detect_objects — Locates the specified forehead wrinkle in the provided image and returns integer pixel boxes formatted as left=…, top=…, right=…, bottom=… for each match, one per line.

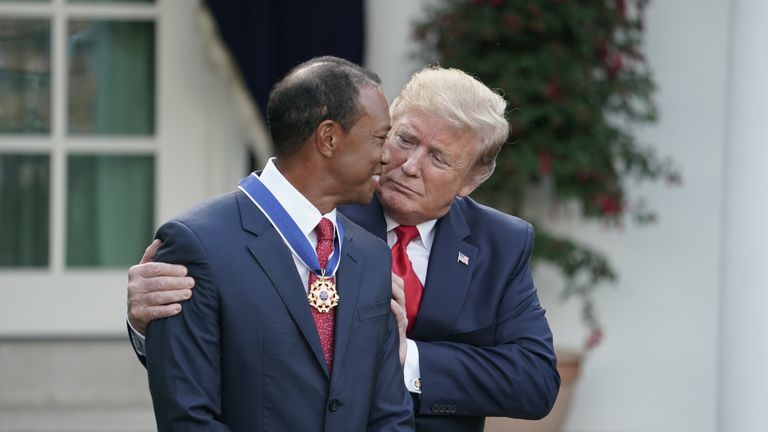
left=397, top=119, right=451, bottom=154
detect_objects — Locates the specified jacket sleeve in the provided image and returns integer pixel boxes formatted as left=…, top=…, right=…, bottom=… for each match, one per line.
left=416, top=224, right=560, bottom=420
left=127, top=321, right=147, bottom=368
left=145, top=220, right=232, bottom=432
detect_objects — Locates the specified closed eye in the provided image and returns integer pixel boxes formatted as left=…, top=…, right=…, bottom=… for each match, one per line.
left=430, top=152, right=450, bottom=167
left=396, top=134, right=416, bottom=148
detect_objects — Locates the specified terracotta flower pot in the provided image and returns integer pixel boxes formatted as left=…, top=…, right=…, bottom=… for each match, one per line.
left=484, top=349, right=583, bottom=432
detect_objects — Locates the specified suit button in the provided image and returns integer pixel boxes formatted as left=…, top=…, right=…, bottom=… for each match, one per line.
left=328, top=399, right=341, bottom=412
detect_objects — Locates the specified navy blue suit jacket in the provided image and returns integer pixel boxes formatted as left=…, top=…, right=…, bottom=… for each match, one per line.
left=145, top=191, right=414, bottom=431
left=340, top=196, right=560, bottom=432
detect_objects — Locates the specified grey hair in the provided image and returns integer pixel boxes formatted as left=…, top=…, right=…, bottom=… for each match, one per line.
left=390, top=66, right=509, bottom=184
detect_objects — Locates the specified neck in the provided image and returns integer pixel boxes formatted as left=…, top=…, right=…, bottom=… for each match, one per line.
left=274, top=157, right=337, bottom=215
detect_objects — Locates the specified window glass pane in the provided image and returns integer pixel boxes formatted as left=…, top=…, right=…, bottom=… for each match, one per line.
left=67, top=155, right=154, bottom=267
left=68, top=20, right=155, bottom=135
left=0, top=154, right=49, bottom=267
left=0, top=19, right=51, bottom=134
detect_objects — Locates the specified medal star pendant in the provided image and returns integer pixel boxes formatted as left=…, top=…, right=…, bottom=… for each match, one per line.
left=308, top=274, right=339, bottom=313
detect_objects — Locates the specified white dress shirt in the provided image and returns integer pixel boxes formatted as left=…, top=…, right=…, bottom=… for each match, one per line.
left=129, top=158, right=338, bottom=354
left=383, top=213, right=437, bottom=394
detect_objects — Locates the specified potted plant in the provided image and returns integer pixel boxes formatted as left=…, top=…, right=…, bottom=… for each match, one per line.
left=413, top=0, right=679, bottom=430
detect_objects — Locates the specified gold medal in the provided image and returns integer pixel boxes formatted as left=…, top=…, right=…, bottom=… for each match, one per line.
left=308, top=273, right=339, bottom=313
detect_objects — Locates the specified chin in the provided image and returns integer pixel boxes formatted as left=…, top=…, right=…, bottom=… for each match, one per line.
left=379, top=192, right=415, bottom=217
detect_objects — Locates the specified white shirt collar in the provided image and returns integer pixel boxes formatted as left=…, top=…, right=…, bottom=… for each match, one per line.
left=383, top=212, right=437, bottom=250
left=259, top=158, right=337, bottom=236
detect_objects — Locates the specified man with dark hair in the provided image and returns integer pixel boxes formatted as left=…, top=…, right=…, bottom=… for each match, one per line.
left=266, top=56, right=382, bottom=158
left=139, top=56, right=413, bottom=431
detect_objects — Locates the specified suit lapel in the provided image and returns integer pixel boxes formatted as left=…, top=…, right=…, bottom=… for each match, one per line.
left=330, top=214, right=362, bottom=385
left=237, top=192, right=330, bottom=377
left=411, top=201, right=477, bottom=341
left=343, top=196, right=478, bottom=340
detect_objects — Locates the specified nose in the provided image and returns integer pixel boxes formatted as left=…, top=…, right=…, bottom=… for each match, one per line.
left=401, top=148, right=423, bottom=177
left=380, top=139, right=391, bottom=166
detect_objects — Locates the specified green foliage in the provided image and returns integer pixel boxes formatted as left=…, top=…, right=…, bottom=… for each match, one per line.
left=414, top=0, right=679, bottom=334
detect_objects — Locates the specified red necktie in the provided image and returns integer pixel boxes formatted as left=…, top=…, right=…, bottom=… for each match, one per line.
left=310, top=218, right=336, bottom=372
left=392, top=225, right=423, bottom=335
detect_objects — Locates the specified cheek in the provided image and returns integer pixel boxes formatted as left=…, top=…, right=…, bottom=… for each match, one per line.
left=423, top=173, right=463, bottom=199
left=382, top=149, right=407, bottom=175
left=386, top=143, right=407, bottom=160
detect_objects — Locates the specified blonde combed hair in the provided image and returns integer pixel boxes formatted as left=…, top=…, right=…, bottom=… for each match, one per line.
left=390, top=66, right=509, bottom=184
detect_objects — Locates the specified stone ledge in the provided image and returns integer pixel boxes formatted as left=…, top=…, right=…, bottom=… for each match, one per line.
left=0, top=406, right=155, bottom=432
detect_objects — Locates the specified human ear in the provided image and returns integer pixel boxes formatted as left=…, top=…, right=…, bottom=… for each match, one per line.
left=458, top=171, right=484, bottom=197
left=314, top=120, right=341, bottom=158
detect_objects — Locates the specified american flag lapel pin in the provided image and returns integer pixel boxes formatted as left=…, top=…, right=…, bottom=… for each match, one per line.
left=457, top=252, right=469, bottom=265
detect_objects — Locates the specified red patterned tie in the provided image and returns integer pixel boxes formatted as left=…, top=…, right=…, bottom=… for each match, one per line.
left=310, top=217, right=336, bottom=372
left=392, top=225, right=423, bottom=335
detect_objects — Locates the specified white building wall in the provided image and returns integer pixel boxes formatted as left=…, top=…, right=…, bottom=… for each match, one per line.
left=551, top=1, right=729, bottom=431
left=719, top=1, right=768, bottom=431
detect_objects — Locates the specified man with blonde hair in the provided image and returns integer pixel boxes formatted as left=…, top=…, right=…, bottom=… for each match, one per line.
left=128, top=65, right=559, bottom=432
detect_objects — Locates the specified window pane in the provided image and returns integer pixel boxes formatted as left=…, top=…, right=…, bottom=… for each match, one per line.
left=68, top=20, right=155, bottom=135
left=0, top=154, right=49, bottom=267
left=67, top=155, right=154, bottom=267
left=0, top=19, right=51, bottom=134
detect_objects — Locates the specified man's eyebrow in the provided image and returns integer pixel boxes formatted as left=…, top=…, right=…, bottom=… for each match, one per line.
left=397, top=129, right=419, bottom=142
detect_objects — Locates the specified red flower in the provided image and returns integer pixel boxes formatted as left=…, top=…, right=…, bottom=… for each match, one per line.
left=538, top=152, right=553, bottom=176
left=594, top=193, right=622, bottom=216
left=543, top=80, right=561, bottom=101
left=585, top=328, right=603, bottom=350
left=616, top=0, right=627, bottom=18
left=575, top=170, right=591, bottom=183
left=503, top=13, right=522, bottom=31
left=604, top=52, right=624, bottom=75
left=490, top=0, right=504, bottom=6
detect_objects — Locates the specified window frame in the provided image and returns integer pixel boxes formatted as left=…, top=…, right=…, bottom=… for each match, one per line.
left=0, top=0, right=162, bottom=335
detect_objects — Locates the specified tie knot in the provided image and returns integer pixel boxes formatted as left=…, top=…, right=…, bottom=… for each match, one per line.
left=394, top=225, right=420, bottom=246
left=316, top=218, right=335, bottom=242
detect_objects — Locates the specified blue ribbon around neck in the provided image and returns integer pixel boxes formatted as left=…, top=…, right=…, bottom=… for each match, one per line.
left=238, top=173, right=343, bottom=277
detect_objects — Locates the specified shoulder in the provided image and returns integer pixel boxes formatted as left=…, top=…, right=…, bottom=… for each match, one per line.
left=454, top=196, right=533, bottom=239
left=155, top=191, right=245, bottom=255
left=450, top=197, right=535, bottom=274
left=164, top=191, right=242, bottom=233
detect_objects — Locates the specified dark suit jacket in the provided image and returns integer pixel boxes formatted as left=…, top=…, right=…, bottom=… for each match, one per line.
left=144, top=191, right=414, bottom=432
left=340, top=196, right=560, bottom=432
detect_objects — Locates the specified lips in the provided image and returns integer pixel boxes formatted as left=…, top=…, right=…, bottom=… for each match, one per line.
left=385, top=179, right=420, bottom=196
